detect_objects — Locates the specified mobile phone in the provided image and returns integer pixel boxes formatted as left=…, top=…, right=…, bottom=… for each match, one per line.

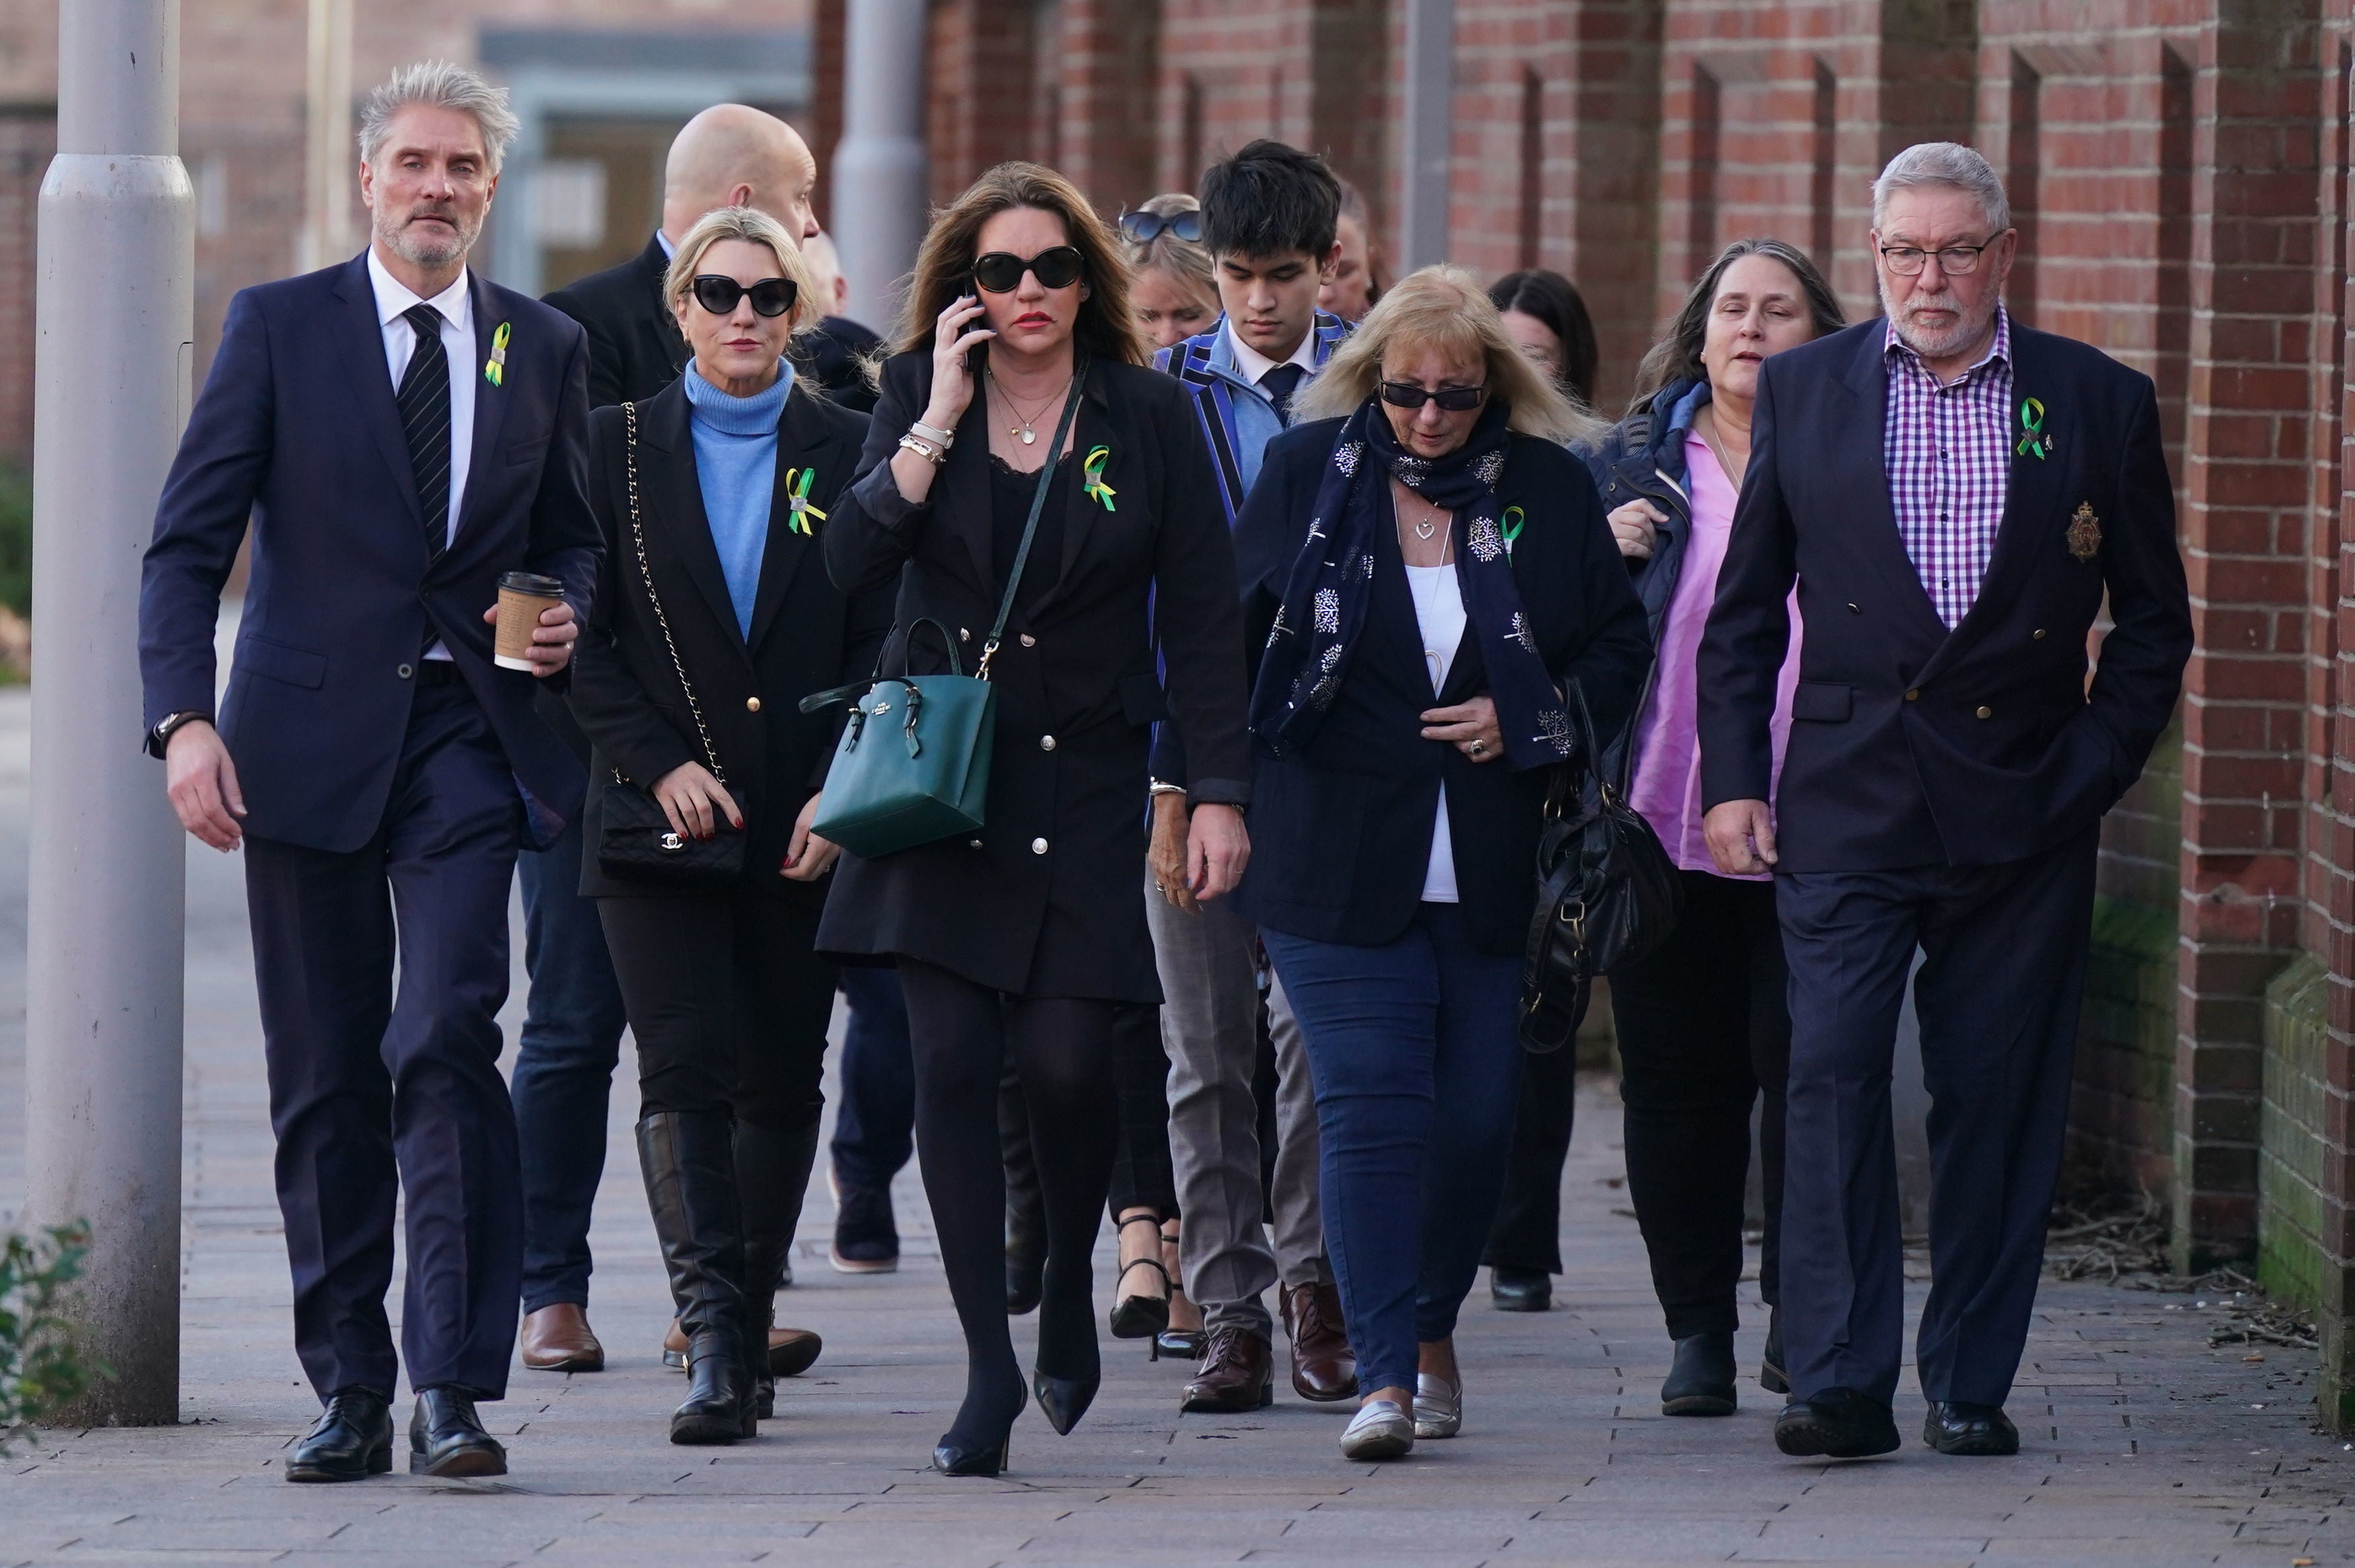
left=962, top=291, right=988, bottom=375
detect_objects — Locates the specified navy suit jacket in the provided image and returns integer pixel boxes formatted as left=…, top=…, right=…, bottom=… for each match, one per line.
left=1696, top=318, right=2192, bottom=872
left=140, top=252, right=602, bottom=853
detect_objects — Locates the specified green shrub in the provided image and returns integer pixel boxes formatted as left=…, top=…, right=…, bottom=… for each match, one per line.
left=0, top=460, right=28, bottom=619
left=0, top=1224, right=96, bottom=1452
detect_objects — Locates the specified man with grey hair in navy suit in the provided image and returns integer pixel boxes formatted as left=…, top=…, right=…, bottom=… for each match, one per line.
left=141, top=61, right=599, bottom=1483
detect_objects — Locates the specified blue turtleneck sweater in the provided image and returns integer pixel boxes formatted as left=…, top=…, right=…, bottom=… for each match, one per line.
left=682, top=359, right=793, bottom=638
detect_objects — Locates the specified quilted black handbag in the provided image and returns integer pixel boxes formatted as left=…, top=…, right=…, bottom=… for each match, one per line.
left=1517, top=678, right=1683, bottom=1053
left=596, top=400, right=747, bottom=887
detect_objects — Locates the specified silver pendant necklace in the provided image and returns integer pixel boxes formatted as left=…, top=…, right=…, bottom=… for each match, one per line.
left=988, top=367, right=1067, bottom=446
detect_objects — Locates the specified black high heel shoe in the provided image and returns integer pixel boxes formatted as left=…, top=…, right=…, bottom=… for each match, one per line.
left=933, top=1359, right=1026, bottom=1477
left=933, top=1431, right=1012, bottom=1477
left=1153, top=1327, right=1206, bottom=1363
left=1108, top=1214, right=1173, bottom=1340
left=1031, top=1367, right=1099, bottom=1435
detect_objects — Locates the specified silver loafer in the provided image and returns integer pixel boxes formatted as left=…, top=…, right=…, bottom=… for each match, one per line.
left=1413, top=1372, right=1461, bottom=1439
left=1339, top=1398, right=1415, bottom=1460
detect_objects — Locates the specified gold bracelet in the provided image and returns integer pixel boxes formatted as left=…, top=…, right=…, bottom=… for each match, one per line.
left=897, top=432, right=945, bottom=465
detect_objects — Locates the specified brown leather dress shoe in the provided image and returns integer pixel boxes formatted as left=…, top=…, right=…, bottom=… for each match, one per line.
left=1282, top=1281, right=1359, bottom=1403
left=768, top=1326, right=824, bottom=1378
left=519, top=1303, right=605, bottom=1372
left=1180, top=1324, right=1274, bottom=1413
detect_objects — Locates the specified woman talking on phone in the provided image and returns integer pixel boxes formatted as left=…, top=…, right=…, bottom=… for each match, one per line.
left=819, top=163, right=1250, bottom=1476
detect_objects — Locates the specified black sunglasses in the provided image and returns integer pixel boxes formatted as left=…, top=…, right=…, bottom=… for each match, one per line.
left=690, top=274, right=799, bottom=318
left=972, top=246, right=1085, bottom=294
left=1118, top=209, right=1202, bottom=245
left=1379, top=381, right=1488, bottom=412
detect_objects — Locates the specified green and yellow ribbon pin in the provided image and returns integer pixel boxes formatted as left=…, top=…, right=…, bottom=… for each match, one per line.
left=1501, top=505, right=1527, bottom=557
left=1082, top=445, right=1117, bottom=511
left=2016, top=396, right=2050, bottom=459
left=483, top=321, right=511, bottom=387
left=785, top=467, right=827, bottom=535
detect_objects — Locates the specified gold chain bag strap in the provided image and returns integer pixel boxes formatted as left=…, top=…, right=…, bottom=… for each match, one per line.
left=594, top=398, right=748, bottom=883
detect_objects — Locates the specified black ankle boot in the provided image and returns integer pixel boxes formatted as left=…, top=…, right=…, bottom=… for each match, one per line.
left=1661, top=1330, right=1739, bottom=1417
left=1761, top=1306, right=1790, bottom=1394
left=639, top=1112, right=754, bottom=1445
left=736, top=1118, right=822, bottom=1420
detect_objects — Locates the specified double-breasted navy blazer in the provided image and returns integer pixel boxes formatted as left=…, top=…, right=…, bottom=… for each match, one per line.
left=1696, top=318, right=2193, bottom=872
left=1232, top=417, right=1653, bottom=955
left=139, top=252, right=602, bottom=852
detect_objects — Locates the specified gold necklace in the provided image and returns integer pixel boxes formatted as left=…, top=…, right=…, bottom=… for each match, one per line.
left=987, top=367, right=1070, bottom=446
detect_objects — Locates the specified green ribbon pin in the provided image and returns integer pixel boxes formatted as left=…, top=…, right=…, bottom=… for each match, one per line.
left=785, top=467, right=826, bottom=535
left=484, top=321, right=511, bottom=387
left=1083, top=445, right=1116, bottom=511
left=2016, top=396, right=2050, bottom=459
left=1501, top=505, right=1526, bottom=557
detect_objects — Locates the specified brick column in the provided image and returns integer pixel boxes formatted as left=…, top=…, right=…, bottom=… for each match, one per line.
left=2171, top=1, right=2325, bottom=1272
left=1051, top=0, right=1161, bottom=214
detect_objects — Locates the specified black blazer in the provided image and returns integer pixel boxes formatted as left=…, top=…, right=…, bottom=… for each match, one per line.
left=1231, top=418, right=1652, bottom=955
left=816, top=350, right=1249, bottom=1000
left=1697, top=318, right=2193, bottom=872
left=568, top=375, right=891, bottom=897
left=543, top=233, right=690, bottom=408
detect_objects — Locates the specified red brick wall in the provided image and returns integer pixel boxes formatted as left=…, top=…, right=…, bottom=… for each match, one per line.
left=0, top=108, right=54, bottom=463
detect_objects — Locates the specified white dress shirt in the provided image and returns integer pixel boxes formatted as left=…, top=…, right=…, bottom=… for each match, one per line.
left=1406, top=561, right=1468, bottom=903
left=367, top=246, right=474, bottom=659
left=1223, top=317, right=1319, bottom=389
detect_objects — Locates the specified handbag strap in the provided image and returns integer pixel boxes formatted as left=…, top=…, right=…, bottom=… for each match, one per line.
left=622, top=400, right=727, bottom=786
left=976, top=357, right=1089, bottom=681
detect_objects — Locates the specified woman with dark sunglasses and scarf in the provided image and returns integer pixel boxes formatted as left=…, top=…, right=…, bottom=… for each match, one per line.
left=820, top=163, right=1250, bottom=1477
left=567, top=207, right=893, bottom=1445
left=1233, top=266, right=1648, bottom=1460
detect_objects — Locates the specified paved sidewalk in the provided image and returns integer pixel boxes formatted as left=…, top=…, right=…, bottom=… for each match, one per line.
left=0, top=683, right=2348, bottom=1566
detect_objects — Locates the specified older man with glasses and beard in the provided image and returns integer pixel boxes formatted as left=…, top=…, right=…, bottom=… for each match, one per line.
left=1698, top=143, right=2191, bottom=1462
left=140, top=61, right=599, bottom=1482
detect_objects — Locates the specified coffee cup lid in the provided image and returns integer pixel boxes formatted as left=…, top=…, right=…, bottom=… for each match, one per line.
left=498, top=571, right=567, bottom=597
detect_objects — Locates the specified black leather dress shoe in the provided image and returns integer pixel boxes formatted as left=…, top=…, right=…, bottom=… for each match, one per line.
left=1760, top=1306, right=1789, bottom=1394
left=1489, top=1267, right=1552, bottom=1312
left=408, top=1387, right=507, bottom=1477
left=1661, top=1331, right=1737, bottom=1416
left=1772, top=1386, right=1900, bottom=1458
left=1922, top=1400, right=2019, bottom=1455
left=285, top=1388, right=392, bottom=1483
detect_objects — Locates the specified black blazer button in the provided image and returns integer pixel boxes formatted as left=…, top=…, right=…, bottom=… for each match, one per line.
left=397, top=663, right=414, bottom=680
left=1976, top=705, right=1992, bottom=719
left=746, top=697, right=762, bottom=713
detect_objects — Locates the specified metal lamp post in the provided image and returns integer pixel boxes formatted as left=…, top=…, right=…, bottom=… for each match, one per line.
left=24, top=0, right=194, bottom=1425
left=833, top=0, right=929, bottom=339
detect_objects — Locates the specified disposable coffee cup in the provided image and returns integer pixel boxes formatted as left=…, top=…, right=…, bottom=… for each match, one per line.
left=495, top=571, right=567, bottom=671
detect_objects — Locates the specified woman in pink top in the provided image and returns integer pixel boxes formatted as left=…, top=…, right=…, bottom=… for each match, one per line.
left=1585, top=239, right=1846, bottom=1421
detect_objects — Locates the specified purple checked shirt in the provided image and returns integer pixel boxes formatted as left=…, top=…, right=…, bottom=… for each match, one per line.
left=1883, top=306, right=2013, bottom=628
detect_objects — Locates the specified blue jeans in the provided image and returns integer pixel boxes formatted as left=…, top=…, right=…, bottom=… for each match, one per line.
left=1262, top=903, right=1525, bottom=1397
left=512, top=809, right=628, bottom=1314
left=830, top=965, right=915, bottom=1193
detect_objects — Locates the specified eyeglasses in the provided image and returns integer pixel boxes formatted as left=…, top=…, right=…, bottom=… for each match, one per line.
left=1379, top=381, right=1487, bottom=412
left=1877, top=240, right=1995, bottom=276
left=972, top=246, right=1085, bottom=294
left=690, top=275, right=799, bottom=318
left=1118, top=209, right=1202, bottom=246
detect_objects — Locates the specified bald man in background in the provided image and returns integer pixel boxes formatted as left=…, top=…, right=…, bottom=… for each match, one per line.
left=516, top=104, right=828, bottom=1378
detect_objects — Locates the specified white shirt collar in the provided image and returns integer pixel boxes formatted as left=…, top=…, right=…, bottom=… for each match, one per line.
left=655, top=228, right=677, bottom=260
left=366, top=245, right=472, bottom=335
left=1223, top=318, right=1319, bottom=387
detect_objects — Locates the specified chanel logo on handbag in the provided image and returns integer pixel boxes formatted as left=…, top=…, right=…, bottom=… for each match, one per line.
left=659, top=831, right=686, bottom=852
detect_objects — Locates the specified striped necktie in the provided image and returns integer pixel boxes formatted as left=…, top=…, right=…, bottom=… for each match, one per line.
left=1259, top=363, right=1307, bottom=426
left=396, top=303, right=452, bottom=562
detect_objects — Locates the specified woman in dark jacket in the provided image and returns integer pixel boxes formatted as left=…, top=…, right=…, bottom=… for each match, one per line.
left=568, top=207, right=892, bottom=1446
left=1237, top=266, right=1649, bottom=1460
left=1584, top=236, right=1843, bottom=1418
left=819, top=162, right=1251, bottom=1476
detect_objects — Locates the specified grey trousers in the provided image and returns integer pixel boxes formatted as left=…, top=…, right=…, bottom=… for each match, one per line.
left=1149, top=872, right=1330, bottom=1340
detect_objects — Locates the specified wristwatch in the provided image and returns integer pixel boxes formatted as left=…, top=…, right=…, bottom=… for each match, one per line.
left=147, top=709, right=209, bottom=759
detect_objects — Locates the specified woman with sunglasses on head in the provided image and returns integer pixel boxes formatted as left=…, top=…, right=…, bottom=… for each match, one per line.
left=820, top=162, right=1251, bottom=1476
left=568, top=207, right=894, bottom=1446
left=1120, top=194, right=1220, bottom=352
left=1233, top=266, right=1648, bottom=1460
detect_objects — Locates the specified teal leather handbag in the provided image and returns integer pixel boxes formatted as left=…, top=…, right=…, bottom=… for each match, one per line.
left=801, top=364, right=1087, bottom=859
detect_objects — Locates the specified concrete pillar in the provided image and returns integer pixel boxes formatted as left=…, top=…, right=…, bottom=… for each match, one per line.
left=1398, top=0, right=1454, bottom=271
left=24, top=0, right=194, bottom=1425
left=833, top=0, right=929, bottom=345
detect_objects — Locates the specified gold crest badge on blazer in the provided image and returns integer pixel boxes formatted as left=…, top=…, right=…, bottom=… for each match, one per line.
left=2067, top=502, right=2101, bottom=561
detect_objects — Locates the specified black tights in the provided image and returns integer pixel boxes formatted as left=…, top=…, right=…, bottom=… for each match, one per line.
left=898, top=958, right=1118, bottom=1447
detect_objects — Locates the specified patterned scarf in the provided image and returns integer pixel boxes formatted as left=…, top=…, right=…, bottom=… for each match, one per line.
left=1251, top=395, right=1577, bottom=770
